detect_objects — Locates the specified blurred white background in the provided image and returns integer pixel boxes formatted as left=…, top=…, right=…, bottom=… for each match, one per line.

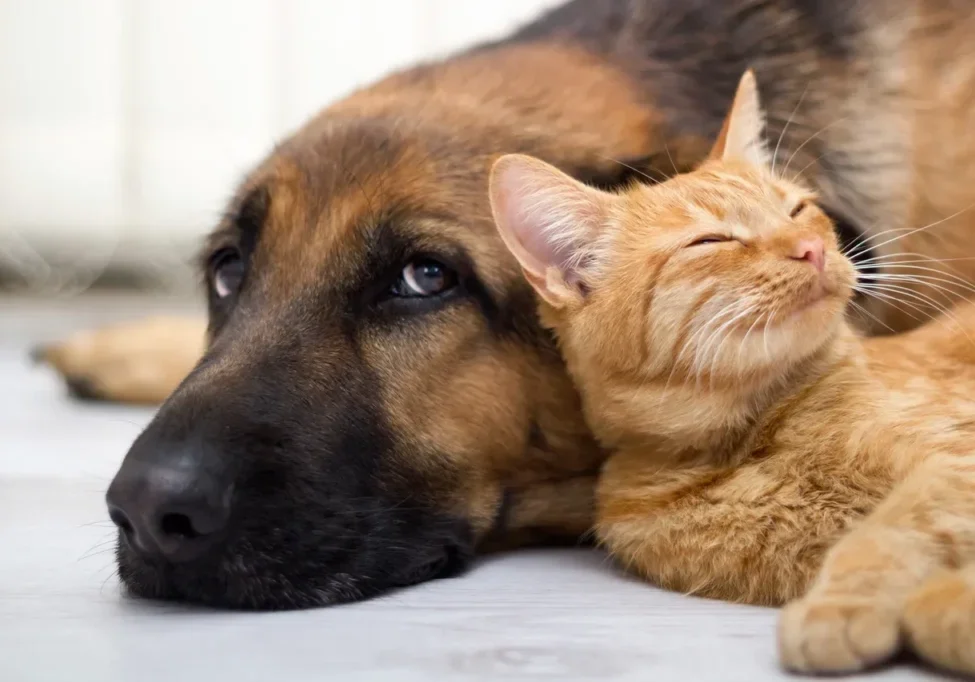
left=0, top=0, right=560, bottom=292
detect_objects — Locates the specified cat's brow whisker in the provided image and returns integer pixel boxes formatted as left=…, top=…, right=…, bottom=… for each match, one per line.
left=780, top=116, right=851, bottom=179
left=771, top=84, right=810, bottom=179
left=664, top=144, right=678, bottom=176
left=788, top=150, right=830, bottom=185
left=596, top=154, right=670, bottom=185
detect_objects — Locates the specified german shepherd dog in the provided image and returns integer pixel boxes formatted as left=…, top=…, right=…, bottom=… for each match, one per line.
left=36, top=0, right=975, bottom=611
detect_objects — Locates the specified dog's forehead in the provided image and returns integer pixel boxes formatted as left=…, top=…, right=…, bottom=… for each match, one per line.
left=221, top=116, right=521, bottom=303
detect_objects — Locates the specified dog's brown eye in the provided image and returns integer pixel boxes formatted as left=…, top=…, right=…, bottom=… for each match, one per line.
left=392, top=259, right=457, bottom=297
left=211, top=249, right=245, bottom=299
left=790, top=200, right=809, bottom=219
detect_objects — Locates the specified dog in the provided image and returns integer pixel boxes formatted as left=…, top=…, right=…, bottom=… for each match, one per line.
left=35, top=0, right=975, bottom=608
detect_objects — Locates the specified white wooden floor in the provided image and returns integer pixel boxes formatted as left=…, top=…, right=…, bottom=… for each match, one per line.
left=0, top=295, right=945, bottom=681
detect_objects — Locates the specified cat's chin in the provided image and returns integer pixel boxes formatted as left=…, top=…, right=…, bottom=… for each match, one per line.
left=745, top=293, right=848, bottom=372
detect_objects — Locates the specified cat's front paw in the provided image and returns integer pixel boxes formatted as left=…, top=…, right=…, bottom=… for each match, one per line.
left=778, top=594, right=901, bottom=674
left=903, top=567, right=975, bottom=676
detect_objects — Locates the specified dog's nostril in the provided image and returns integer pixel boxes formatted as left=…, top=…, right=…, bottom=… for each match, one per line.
left=108, top=507, right=133, bottom=535
left=160, top=513, right=200, bottom=539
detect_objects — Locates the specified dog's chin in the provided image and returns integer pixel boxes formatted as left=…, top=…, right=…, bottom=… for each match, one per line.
left=114, top=528, right=473, bottom=611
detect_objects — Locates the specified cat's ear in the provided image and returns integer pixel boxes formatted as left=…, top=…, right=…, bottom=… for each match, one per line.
left=489, top=154, right=613, bottom=308
left=708, top=70, right=770, bottom=168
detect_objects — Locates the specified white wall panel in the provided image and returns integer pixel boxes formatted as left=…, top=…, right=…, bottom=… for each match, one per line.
left=0, top=0, right=126, bottom=280
left=135, top=0, right=278, bottom=242
left=0, top=0, right=562, bottom=285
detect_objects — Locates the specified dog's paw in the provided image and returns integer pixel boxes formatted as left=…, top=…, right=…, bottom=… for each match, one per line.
left=32, top=316, right=205, bottom=405
left=778, top=594, right=901, bottom=674
left=903, top=567, right=975, bottom=676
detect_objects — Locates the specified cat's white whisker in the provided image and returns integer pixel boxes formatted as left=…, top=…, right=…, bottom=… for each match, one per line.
left=761, top=301, right=782, bottom=365
left=738, top=310, right=768, bottom=373
left=706, top=303, right=760, bottom=390
left=596, top=153, right=670, bottom=185
left=788, top=150, right=830, bottom=185
left=854, top=253, right=975, bottom=266
left=666, top=301, right=741, bottom=400
left=856, top=282, right=975, bottom=348
left=693, top=301, right=754, bottom=389
left=847, top=300, right=897, bottom=334
left=854, top=286, right=929, bottom=326
left=849, top=202, right=975, bottom=260
left=855, top=261, right=975, bottom=281
left=771, top=84, right=810, bottom=179
left=780, top=116, right=851, bottom=180
left=691, top=304, right=740, bottom=391
left=858, top=272, right=975, bottom=299
left=844, top=227, right=917, bottom=261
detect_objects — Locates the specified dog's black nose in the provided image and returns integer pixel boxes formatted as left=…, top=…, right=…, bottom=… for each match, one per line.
left=106, top=452, right=233, bottom=563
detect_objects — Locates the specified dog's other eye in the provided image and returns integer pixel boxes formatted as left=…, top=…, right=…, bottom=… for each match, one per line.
left=790, top=200, right=809, bottom=219
left=688, top=235, right=728, bottom=247
left=391, top=259, right=458, bottom=297
left=211, top=248, right=245, bottom=299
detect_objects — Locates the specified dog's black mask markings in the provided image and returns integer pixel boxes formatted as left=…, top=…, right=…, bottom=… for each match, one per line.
left=113, top=172, right=481, bottom=610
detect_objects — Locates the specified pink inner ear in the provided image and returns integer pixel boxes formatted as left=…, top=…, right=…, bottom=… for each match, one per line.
left=493, top=161, right=585, bottom=280
left=518, top=219, right=579, bottom=275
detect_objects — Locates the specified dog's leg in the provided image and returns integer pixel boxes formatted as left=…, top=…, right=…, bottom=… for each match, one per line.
left=33, top=316, right=206, bottom=405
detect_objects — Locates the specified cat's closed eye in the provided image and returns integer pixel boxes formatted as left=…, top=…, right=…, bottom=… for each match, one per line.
left=789, top=200, right=810, bottom=219
left=688, top=235, right=730, bottom=247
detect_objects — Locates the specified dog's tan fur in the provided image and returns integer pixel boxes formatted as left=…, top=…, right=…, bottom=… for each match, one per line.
left=31, top=0, right=975, bottom=611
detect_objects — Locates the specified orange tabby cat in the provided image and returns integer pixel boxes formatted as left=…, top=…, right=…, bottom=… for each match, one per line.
left=488, top=71, right=975, bottom=677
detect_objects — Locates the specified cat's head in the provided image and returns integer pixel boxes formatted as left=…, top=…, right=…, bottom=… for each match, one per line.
left=488, top=71, right=856, bottom=447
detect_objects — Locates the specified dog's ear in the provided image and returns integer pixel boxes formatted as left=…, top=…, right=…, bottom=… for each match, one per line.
left=489, top=154, right=614, bottom=308
left=708, top=70, right=770, bottom=168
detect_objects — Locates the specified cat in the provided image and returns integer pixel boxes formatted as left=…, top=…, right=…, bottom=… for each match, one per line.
left=488, top=71, right=975, bottom=677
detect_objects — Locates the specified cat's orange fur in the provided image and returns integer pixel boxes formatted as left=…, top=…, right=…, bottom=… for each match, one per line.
left=489, top=72, right=975, bottom=677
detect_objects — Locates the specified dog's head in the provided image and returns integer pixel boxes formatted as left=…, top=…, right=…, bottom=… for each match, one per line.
left=104, top=44, right=660, bottom=609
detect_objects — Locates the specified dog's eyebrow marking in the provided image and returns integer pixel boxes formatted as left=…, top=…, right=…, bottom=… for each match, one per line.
left=201, top=186, right=271, bottom=267
left=233, top=186, right=271, bottom=258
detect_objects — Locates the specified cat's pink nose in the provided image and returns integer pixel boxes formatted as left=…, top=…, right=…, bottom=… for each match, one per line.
left=791, top=237, right=825, bottom=272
